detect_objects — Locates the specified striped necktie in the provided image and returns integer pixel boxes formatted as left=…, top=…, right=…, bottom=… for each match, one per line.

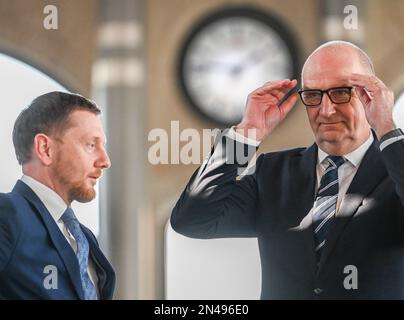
left=62, top=207, right=98, bottom=300
left=313, top=155, right=345, bottom=265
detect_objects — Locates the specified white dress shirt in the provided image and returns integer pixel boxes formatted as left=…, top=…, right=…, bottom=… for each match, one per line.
left=20, top=175, right=100, bottom=298
left=316, top=132, right=374, bottom=212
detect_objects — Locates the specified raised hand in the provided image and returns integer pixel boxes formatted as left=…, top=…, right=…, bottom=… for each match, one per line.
left=235, top=79, right=299, bottom=141
left=349, top=73, right=395, bottom=139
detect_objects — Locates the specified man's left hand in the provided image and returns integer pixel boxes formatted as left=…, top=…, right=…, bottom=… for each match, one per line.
left=350, top=73, right=395, bottom=139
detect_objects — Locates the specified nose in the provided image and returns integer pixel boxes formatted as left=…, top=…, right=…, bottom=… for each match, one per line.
left=96, top=147, right=111, bottom=169
left=319, top=94, right=337, bottom=117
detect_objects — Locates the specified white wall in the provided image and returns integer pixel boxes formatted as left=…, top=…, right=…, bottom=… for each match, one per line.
left=165, top=222, right=261, bottom=300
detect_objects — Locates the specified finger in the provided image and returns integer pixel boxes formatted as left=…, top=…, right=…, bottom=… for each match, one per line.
left=268, top=84, right=296, bottom=100
left=278, top=79, right=298, bottom=95
left=253, top=83, right=283, bottom=97
left=276, top=80, right=299, bottom=104
left=261, top=79, right=296, bottom=90
left=260, top=79, right=290, bottom=90
left=349, top=73, right=386, bottom=92
left=355, top=86, right=372, bottom=106
left=250, top=79, right=297, bottom=109
left=279, top=92, right=299, bottom=118
left=259, top=79, right=297, bottom=99
left=262, top=78, right=292, bottom=86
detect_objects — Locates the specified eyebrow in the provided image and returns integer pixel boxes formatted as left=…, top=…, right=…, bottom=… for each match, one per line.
left=83, top=135, right=107, bottom=144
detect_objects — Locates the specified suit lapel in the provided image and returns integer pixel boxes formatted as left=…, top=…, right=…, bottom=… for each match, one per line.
left=12, top=181, right=85, bottom=300
left=317, top=140, right=388, bottom=271
left=290, top=143, right=318, bottom=277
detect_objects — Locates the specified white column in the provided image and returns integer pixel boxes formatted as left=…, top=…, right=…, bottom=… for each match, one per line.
left=321, top=0, right=365, bottom=46
left=92, top=0, right=151, bottom=299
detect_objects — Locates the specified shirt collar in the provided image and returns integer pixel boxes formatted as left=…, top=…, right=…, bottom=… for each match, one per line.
left=20, top=175, right=68, bottom=223
left=317, top=131, right=374, bottom=167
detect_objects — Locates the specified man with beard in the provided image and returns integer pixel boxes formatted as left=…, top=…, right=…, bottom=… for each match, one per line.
left=0, top=92, right=115, bottom=299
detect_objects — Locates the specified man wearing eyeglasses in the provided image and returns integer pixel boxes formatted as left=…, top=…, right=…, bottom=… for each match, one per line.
left=171, top=40, right=404, bottom=299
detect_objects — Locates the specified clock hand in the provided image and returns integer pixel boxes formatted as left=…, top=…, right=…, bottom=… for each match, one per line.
left=189, top=60, right=235, bottom=73
left=232, top=44, right=277, bottom=74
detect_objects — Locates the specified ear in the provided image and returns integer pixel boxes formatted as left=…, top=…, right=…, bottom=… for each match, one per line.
left=33, top=133, right=55, bottom=166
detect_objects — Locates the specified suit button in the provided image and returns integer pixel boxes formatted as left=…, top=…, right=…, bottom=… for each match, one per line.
left=314, top=288, right=323, bottom=295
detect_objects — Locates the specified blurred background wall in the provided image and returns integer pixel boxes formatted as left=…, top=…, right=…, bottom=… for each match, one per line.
left=0, top=0, right=403, bottom=299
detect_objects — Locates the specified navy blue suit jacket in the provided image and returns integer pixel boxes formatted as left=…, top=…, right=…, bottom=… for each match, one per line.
left=171, top=132, right=404, bottom=299
left=0, top=180, right=115, bottom=299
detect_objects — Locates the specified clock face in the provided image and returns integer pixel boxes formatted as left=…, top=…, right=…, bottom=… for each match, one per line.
left=178, top=7, right=299, bottom=126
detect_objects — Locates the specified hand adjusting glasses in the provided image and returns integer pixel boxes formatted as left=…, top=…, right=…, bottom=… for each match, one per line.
left=298, top=86, right=353, bottom=107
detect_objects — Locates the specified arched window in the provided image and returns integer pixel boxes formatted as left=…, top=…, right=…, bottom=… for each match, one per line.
left=0, top=53, right=100, bottom=235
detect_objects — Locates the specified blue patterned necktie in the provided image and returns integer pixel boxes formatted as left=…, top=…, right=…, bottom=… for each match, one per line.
left=313, top=156, right=345, bottom=265
left=62, top=207, right=97, bottom=300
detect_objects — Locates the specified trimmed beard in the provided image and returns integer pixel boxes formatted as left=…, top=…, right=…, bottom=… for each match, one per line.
left=53, top=160, right=96, bottom=203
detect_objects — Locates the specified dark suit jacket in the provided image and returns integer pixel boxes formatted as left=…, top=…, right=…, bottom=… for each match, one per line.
left=171, top=132, right=404, bottom=299
left=0, top=180, right=115, bottom=300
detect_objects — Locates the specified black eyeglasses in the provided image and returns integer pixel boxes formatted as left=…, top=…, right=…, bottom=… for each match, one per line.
left=298, top=86, right=353, bottom=107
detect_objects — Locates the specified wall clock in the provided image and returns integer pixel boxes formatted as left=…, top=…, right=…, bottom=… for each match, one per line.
left=178, top=7, right=300, bottom=126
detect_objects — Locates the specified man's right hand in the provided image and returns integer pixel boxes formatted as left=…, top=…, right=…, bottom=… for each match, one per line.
left=235, top=79, right=299, bottom=141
